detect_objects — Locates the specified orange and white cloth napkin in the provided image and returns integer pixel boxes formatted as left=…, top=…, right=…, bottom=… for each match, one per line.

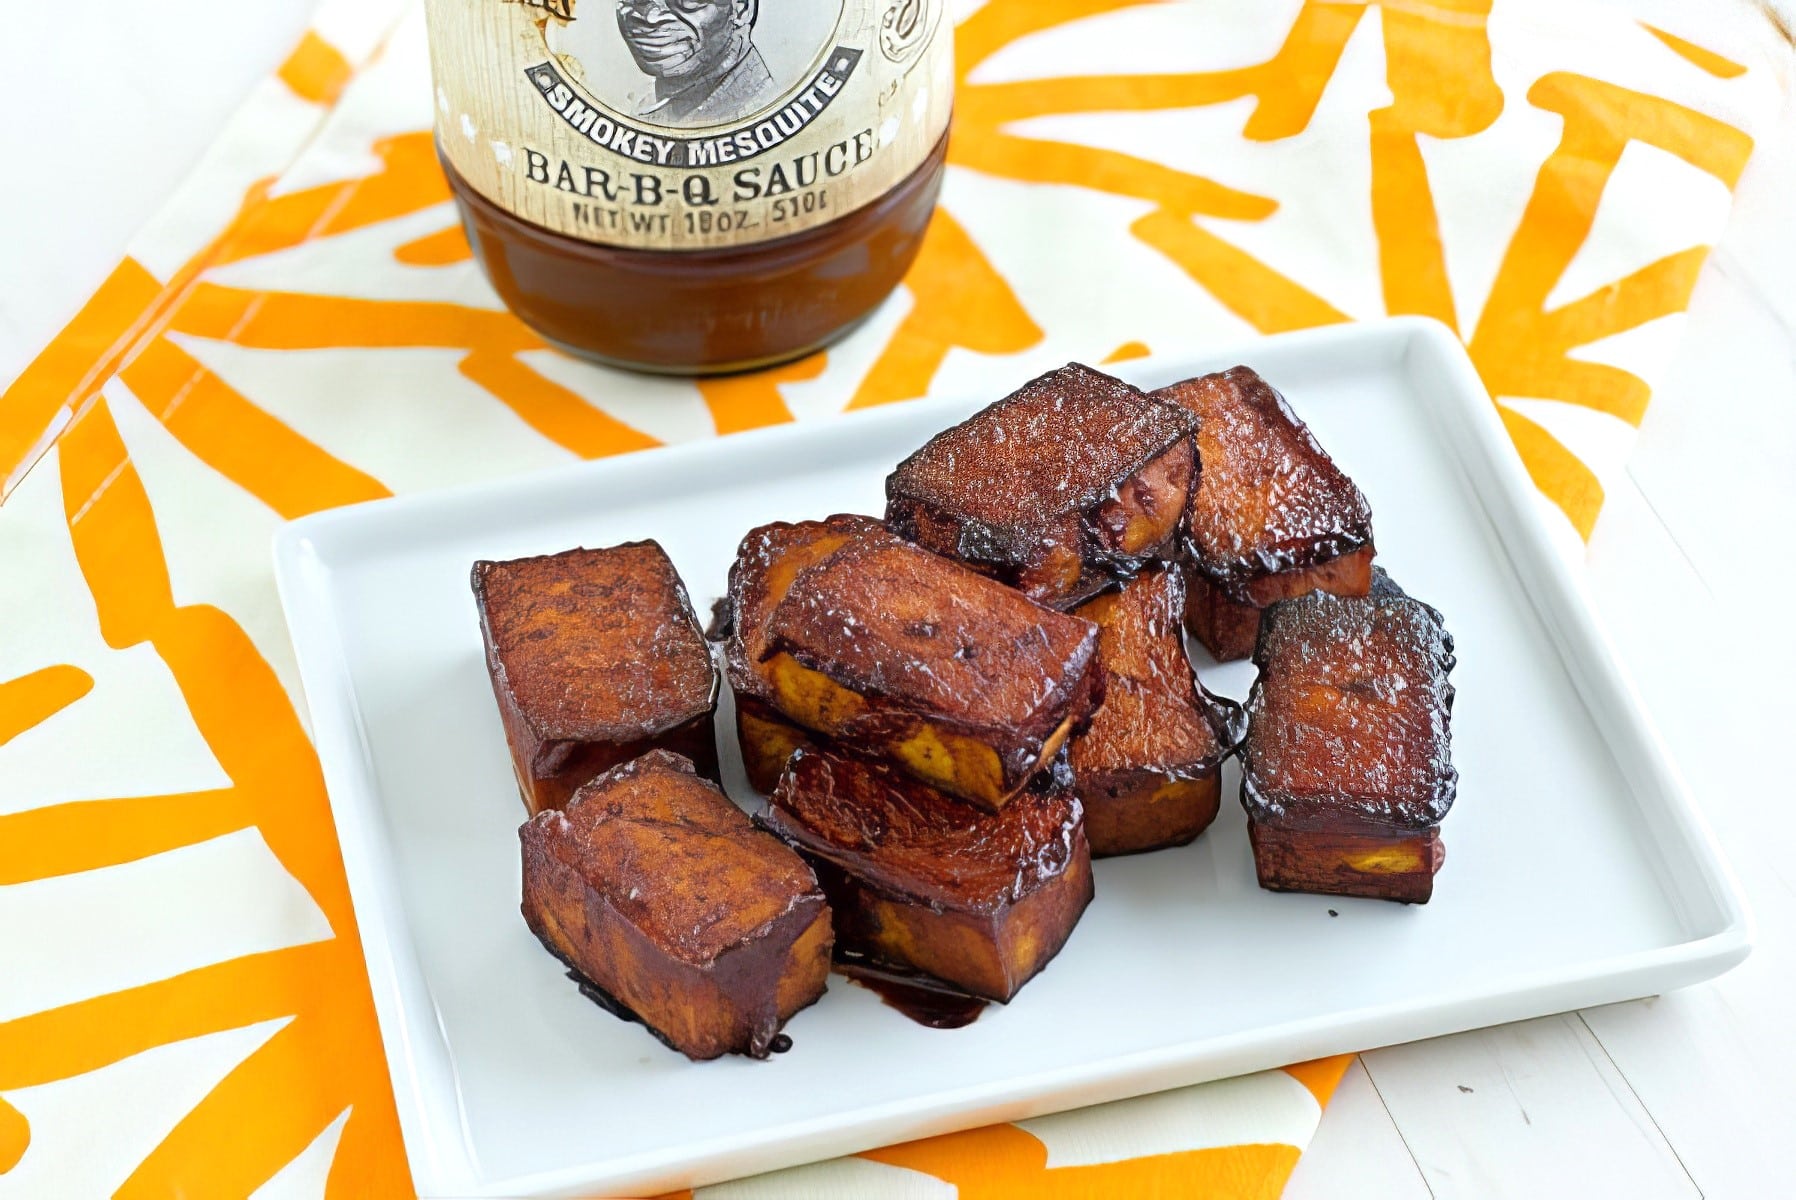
left=0, top=1, right=1785, bottom=1196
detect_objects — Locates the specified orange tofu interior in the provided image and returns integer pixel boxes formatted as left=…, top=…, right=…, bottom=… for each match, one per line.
left=474, top=541, right=719, bottom=814
left=520, top=751, right=832, bottom=1058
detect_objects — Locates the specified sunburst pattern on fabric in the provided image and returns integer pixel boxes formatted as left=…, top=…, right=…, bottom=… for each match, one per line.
left=0, top=0, right=1778, bottom=1195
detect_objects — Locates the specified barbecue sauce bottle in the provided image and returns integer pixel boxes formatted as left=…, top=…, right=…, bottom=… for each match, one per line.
left=426, top=0, right=953, bottom=374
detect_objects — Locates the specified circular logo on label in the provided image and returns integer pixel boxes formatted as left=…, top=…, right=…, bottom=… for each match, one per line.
left=878, top=0, right=931, bottom=63
left=546, top=0, right=848, bottom=131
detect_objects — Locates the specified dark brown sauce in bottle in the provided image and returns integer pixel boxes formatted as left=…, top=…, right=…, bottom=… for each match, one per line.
left=445, top=133, right=948, bottom=375
left=427, top=0, right=955, bottom=377
left=834, top=949, right=987, bottom=1029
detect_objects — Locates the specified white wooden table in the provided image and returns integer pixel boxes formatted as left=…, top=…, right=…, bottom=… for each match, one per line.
left=5, top=4, right=1791, bottom=1196
left=1284, top=62, right=1796, bottom=1200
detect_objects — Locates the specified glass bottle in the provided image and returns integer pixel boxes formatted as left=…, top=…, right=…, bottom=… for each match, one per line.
left=426, top=0, right=953, bottom=374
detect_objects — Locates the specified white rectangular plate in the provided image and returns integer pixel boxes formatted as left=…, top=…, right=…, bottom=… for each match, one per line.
left=273, top=318, right=1748, bottom=1199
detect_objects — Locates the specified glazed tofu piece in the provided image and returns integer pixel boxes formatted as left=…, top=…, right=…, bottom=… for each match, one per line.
left=761, top=746, right=1092, bottom=1002
left=757, top=523, right=1104, bottom=809
left=1153, top=367, right=1374, bottom=661
left=473, top=541, right=719, bottom=815
left=1069, top=567, right=1245, bottom=856
left=887, top=363, right=1198, bottom=608
left=1241, top=570, right=1457, bottom=903
left=519, top=751, right=833, bottom=1059
left=719, top=515, right=885, bottom=793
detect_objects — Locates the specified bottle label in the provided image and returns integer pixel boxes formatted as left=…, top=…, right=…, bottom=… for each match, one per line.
left=427, top=0, right=953, bottom=251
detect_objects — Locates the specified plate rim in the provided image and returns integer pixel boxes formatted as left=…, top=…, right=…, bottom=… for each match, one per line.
left=271, top=315, right=1752, bottom=1198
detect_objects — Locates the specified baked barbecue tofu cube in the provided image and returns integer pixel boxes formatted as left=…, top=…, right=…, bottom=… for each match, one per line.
left=1069, top=567, right=1245, bottom=857
left=756, top=522, right=1104, bottom=810
left=886, top=363, right=1199, bottom=609
left=519, top=751, right=832, bottom=1059
left=761, top=745, right=1092, bottom=1002
left=720, top=515, right=886, bottom=793
left=1153, top=366, right=1374, bottom=662
left=473, top=541, right=719, bottom=815
left=1241, top=570, right=1456, bottom=903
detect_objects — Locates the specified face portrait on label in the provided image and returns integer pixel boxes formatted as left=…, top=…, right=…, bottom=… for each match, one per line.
left=547, top=0, right=846, bottom=131
left=613, top=0, right=775, bottom=126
